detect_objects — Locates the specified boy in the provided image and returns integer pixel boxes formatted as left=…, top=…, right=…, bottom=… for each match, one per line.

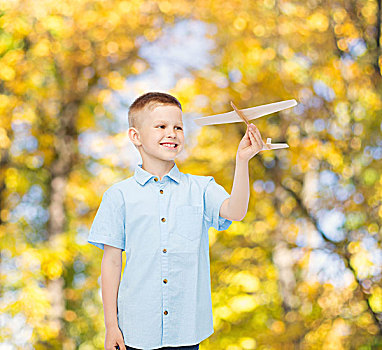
left=88, top=92, right=267, bottom=350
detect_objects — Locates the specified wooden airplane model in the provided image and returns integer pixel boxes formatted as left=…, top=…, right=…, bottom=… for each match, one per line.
left=192, top=99, right=297, bottom=151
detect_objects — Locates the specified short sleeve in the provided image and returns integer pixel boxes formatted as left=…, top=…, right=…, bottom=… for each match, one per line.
left=88, top=187, right=126, bottom=251
left=203, top=176, right=232, bottom=231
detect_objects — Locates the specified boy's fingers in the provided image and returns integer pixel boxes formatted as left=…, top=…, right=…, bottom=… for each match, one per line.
left=250, top=128, right=262, bottom=146
left=249, top=129, right=261, bottom=147
left=249, top=124, right=262, bottom=140
left=264, top=141, right=272, bottom=150
left=248, top=130, right=255, bottom=143
left=251, top=124, right=262, bottom=138
left=248, top=125, right=262, bottom=145
left=249, top=130, right=259, bottom=146
left=115, top=342, right=125, bottom=350
left=254, top=127, right=262, bottom=139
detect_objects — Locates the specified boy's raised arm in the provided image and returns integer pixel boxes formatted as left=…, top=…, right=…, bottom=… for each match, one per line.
left=220, top=123, right=266, bottom=222
left=219, top=159, right=249, bottom=222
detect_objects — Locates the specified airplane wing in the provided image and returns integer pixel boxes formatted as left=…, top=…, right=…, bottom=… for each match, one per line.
left=193, top=99, right=297, bottom=126
left=261, top=143, right=289, bottom=151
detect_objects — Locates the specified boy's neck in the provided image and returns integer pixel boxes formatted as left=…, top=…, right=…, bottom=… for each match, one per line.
left=141, top=160, right=176, bottom=181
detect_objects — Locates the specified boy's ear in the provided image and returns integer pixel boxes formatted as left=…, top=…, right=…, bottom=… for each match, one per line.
left=128, top=127, right=142, bottom=146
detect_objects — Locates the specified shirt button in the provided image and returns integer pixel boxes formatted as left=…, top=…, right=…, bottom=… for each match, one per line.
left=161, top=217, right=166, bottom=222
left=163, top=279, right=168, bottom=284
left=163, top=248, right=167, bottom=253
left=164, top=310, right=168, bottom=315
left=154, top=177, right=158, bottom=182
left=160, top=189, right=163, bottom=194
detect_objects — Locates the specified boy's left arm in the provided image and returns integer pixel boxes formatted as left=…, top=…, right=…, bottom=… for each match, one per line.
left=220, top=123, right=269, bottom=221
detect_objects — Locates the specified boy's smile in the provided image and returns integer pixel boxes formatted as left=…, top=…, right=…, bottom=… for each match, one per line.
left=129, top=104, right=184, bottom=172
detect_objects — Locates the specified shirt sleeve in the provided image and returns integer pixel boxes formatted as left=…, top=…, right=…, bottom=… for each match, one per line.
left=87, top=187, right=126, bottom=251
left=203, top=176, right=232, bottom=231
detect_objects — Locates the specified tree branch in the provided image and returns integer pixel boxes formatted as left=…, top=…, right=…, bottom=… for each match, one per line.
left=280, top=180, right=382, bottom=335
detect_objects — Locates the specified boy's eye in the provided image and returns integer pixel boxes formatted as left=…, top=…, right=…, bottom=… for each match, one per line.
left=157, top=125, right=183, bottom=130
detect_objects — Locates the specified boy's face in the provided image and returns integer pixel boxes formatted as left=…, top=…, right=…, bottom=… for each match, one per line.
left=129, top=104, right=184, bottom=163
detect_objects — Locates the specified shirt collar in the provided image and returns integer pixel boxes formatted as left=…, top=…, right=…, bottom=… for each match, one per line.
left=134, top=162, right=181, bottom=186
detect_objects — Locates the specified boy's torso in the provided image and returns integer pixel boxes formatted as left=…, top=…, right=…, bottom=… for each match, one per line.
left=88, top=162, right=232, bottom=349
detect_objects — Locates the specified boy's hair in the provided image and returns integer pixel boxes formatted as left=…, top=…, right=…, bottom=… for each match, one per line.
left=128, top=92, right=182, bottom=131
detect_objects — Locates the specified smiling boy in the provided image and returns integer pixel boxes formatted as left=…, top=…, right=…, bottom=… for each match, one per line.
left=88, top=92, right=268, bottom=350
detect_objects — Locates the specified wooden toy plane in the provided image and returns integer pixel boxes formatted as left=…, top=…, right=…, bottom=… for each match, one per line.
left=192, top=99, right=297, bottom=151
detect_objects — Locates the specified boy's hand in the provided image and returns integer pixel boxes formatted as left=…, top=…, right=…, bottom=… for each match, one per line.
left=105, top=326, right=125, bottom=350
left=236, top=123, right=270, bottom=162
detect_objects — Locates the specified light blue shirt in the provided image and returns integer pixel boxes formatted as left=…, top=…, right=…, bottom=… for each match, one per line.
left=88, top=162, right=232, bottom=349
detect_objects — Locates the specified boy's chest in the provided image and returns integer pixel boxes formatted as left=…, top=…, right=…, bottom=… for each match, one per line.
left=124, top=182, right=206, bottom=254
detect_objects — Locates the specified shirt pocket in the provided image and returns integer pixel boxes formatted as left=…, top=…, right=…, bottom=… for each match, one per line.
left=175, top=205, right=203, bottom=241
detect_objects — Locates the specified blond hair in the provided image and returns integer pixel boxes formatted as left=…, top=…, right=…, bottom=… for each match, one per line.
left=128, top=92, right=182, bottom=131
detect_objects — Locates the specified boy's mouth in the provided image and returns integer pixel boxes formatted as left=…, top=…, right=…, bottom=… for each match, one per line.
left=160, top=142, right=178, bottom=149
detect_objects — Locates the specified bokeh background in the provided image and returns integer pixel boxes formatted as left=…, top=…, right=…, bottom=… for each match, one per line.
left=0, top=0, right=382, bottom=349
